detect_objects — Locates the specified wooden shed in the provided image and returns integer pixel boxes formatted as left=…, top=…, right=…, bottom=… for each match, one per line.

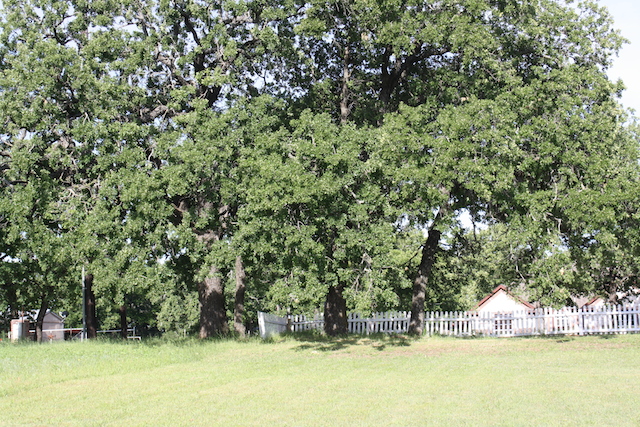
left=41, top=311, right=65, bottom=341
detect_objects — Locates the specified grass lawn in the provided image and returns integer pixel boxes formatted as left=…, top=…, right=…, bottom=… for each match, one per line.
left=1, top=333, right=639, bottom=426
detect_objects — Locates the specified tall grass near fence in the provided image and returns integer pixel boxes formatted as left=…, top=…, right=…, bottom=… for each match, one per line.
left=2, top=335, right=640, bottom=426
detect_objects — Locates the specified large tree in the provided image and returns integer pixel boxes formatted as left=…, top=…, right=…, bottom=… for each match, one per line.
left=252, top=0, right=635, bottom=333
left=1, top=0, right=637, bottom=339
left=237, top=110, right=402, bottom=334
left=0, top=0, right=174, bottom=337
left=367, top=0, right=634, bottom=334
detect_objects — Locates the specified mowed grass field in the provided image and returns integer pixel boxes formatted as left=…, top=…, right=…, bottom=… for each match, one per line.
left=1, top=333, right=640, bottom=426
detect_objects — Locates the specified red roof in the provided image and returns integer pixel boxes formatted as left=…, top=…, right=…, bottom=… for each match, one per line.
left=584, top=296, right=604, bottom=307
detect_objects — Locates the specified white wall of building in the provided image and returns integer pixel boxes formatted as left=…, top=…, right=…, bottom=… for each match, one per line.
left=477, top=290, right=530, bottom=314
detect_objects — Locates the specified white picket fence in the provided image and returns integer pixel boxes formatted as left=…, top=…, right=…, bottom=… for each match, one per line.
left=259, top=305, right=640, bottom=338
left=289, top=311, right=412, bottom=335
left=425, top=305, right=640, bottom=337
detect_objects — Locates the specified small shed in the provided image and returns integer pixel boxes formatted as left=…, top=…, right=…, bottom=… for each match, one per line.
left=476, top=285, right=534, bottom=314
left=41, top=311, right=65, bottom=341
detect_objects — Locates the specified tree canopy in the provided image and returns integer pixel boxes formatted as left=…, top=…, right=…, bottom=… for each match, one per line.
left=1, top=0, right=638, bottom=338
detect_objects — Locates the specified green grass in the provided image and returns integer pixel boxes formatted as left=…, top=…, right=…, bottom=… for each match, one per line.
left=2, top=333, right=640, bottom=426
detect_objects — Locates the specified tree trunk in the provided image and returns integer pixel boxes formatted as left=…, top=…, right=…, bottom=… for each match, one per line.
left=199, top=264, right=229, bottom=338
left=7, top=284, right=18, bottom=320
left=340, top=47, right=352, bottom=123
left=34, top=295, right=48, bottom=343
left=233, top=255, right=246, bottom=337
left=3, top=286, right=18, bottom=339
left=85, top=273, right=98, bottom=339
left=119, top=304, right=128, bottom=339
left=324, top=285, right=348, bottom=336
left=408, top=228, right=441, bottom=336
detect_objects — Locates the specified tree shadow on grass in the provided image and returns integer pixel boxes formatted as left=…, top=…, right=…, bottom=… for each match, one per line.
left=285, top=331, right=413, bottom=352
left=597, top=334, right=618, bottom=340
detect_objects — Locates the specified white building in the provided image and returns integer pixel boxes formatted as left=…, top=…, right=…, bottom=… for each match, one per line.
left=8, top=311, right=65, bottom=342
left=476, top=285, right=534, bottom=314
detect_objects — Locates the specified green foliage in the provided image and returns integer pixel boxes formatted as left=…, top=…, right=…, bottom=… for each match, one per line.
left=156, top=292, right=199, bottom=335
left=0, top=0, right=638, bottom=336
left=237, top=111, right=407, bottom=315
left=429, top=223, right=578, bottom=310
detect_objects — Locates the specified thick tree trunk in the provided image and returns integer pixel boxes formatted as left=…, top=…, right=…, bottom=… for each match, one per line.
left=233, top=255, right=246, bottom=337
left=408, top=228, right=441, bottom=336
left=324, top=285, right=348, bottom=336
left=85, top=273, right=98, bottom=339
left=199, top=264, right=229, bottom=338
left=119, top=304, right=128, bottom=339
left=34, top=295, right=48, bottom=343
